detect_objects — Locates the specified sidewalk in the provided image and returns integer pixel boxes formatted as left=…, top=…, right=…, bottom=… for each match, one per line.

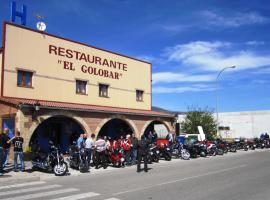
left=0, top=160, right=132, bottom=186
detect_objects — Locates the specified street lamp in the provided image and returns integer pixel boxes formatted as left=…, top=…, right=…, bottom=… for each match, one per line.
left=216, top=65, right=236, bottom=137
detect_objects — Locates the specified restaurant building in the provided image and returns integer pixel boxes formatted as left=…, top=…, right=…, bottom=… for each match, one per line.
left=0, top=22, right=174, bottom=152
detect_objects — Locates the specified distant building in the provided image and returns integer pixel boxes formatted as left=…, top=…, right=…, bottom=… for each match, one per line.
left=176, top=110, right=270, bottom=138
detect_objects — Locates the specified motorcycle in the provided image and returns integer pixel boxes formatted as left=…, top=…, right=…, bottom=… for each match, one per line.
left=68, top=144, right=89, bottom=173
left=227, top=142, right=237, bottom=152
left=194, top=141, right=207, bottom=157
left=247, top=139, right=256, bottom=150
left=184, top=142, right=199, bottom=158
left=171, top=142, right=190, bottom=160
left=148, top=144, right=160, bottom=163
left=31, top=143, right=68, bottom=176
left=235, top=138, right=248, bottom=151
left=157, top=143, right=172, bottom=161
left=214, top=139, right=228, bottom=154
left=108, top=148, right=125, bottom=167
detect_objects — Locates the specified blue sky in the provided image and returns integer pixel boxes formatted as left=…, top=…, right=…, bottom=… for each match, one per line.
left=1, top=0, right=270, bottom=112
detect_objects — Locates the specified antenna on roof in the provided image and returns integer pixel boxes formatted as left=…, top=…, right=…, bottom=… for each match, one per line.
left=36, top=14, right=46, bottom=31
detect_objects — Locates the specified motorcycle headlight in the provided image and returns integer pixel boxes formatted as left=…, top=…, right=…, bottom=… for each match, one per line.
left=156, top=150, right=160, bottom=154
left=120, top=158, right=125, bottom=162
left=150, top=152, right=153, bottom=155
left=166, top=148, right=170, bottom=151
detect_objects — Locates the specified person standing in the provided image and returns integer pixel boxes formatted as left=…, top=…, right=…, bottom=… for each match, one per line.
left=77, top=133, right=84, bottom=149
left=131, top=133, right=138, bottom=165
left=152, top=131, right=158, bottom=144
left=8, top=131, right=25, bottom=172
left=123, top=135, right=132, bottom=166
left=85, top=134, right=95, bottom=165
left=136, top=135, right=150, bottom=173
left=95, top=136, right=107, bottom=169
left=3, top=128, right=11, bottom=167
left=0, top=130, right=9, bottom=175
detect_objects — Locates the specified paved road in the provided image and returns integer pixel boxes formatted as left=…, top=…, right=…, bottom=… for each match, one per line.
left=1, top=149, right=270, bottom=200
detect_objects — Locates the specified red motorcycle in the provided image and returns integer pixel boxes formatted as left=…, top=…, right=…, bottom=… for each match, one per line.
left=108, top=147, right=125, bottom=167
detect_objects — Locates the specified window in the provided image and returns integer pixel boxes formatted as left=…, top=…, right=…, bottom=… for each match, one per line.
left=136, top=90, right=144, bottom=102
left=76, top=80, right=87, bottom=95
left=99, top=84, right=109, bottom=97
left=17, top=70, right=33, bottom=88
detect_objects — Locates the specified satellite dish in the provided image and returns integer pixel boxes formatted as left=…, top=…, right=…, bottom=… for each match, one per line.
left=36, top=21, right=46, bottom=31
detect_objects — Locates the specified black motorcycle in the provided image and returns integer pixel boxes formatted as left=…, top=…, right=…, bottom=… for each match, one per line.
left=235, top=139, right=248, bottom=151
left=194, top=142, right=207, bottom=157
left=227, top=142, right=237, bottom=152
left=184, top=142, right=199, bottom=158
left=31, top=143, right=68, bottom=176
left=69, top=144, right=89, bottom=173
left=148, top=144, right=160, bottom=163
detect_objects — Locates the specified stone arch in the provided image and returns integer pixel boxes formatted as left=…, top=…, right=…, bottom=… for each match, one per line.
left=27, top=110, right=91, bottom=147
left=94, top=114, right=139, bottom=138
left=140, top=119, right=172, bottom=138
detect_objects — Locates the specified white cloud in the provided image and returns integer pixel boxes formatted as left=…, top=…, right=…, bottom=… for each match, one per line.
left=152, top=72, right=215, bottom=84
left=246, top=41, right=265, bottom=46
left=153, top=84, right=216, bottom=94
left=166, top=41, right=231, bottom=61
left=201, top=11, right=269, bottom=28
left=165, top=41, right=270, bottom=71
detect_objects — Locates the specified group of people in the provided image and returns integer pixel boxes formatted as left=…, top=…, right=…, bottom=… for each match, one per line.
left=74, top=132, right=155, bottom=172
left=0, top=128, right=175, bottom=175
left=0, top=128, right=25, bottom=176
left=260, top=132, right=269, bottom=140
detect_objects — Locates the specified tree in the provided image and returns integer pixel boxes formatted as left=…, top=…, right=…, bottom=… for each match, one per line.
left=180, top=107, right=217, bottom=140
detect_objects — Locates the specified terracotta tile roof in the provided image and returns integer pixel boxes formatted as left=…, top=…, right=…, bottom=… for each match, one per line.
left=0, top=96, right=174, bottom=118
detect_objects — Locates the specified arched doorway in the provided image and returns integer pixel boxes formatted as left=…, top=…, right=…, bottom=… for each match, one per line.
left=30, top=116, right=84, bottom=153
left=143, top=120, right=170, bottom=139
left=98, top=118, right=134, bottom=139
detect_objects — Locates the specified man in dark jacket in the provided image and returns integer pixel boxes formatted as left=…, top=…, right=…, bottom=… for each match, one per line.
left=136, top=135, right=150, bottom=172
left=0, top=129, right=9, bottom=175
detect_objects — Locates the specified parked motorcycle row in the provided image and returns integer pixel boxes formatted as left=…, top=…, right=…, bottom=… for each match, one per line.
left=30, top=136, right=270, bottom=176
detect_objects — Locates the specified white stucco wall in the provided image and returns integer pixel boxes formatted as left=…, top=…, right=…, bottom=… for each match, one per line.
left=177, top=110, right=270, bottom=138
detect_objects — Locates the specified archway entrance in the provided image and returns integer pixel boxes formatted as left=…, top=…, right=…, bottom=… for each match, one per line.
left=98, top=118, right=134, bottom=139
left=143, top=120, right=169, bottom=139
left=30, top=116, right=84, bottom=153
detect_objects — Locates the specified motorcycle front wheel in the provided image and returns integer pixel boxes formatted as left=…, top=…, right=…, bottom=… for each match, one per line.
left=54, top=162, right=68, bottom=176
left=181, top=150, right=190, bottom=160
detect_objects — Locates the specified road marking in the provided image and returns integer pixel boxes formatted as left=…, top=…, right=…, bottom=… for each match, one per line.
left=0, top=181, right=46, bottom=190
left=1, top=188, right=79, bottom=200
left=0, top=184, right=61, bottom=197
left=104, top=198, right=121, bottom=200
left=113, top=164, right=247, bottom=196
left=52, top=192, right=100, bottom=200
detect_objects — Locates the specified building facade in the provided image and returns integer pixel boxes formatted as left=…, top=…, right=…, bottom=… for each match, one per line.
left=177, top=110, right=270, bottom=139
left=0, top=22, right=174, bottom=152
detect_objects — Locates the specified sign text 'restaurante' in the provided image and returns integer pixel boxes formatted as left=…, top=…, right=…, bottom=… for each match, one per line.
left=48, top=45, right=128, bottom=80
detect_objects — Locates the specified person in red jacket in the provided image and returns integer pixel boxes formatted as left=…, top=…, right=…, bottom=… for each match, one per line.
left=123, top=134, right=132, bottom=166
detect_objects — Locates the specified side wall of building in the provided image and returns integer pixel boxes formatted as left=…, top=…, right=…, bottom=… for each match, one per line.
left=218, top=111, right=270, bottom=138
left=177, top=110, right=270, bottom=138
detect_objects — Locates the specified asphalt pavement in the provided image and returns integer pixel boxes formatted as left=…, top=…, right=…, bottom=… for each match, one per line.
left=1, top=149, right=270, bottom=200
